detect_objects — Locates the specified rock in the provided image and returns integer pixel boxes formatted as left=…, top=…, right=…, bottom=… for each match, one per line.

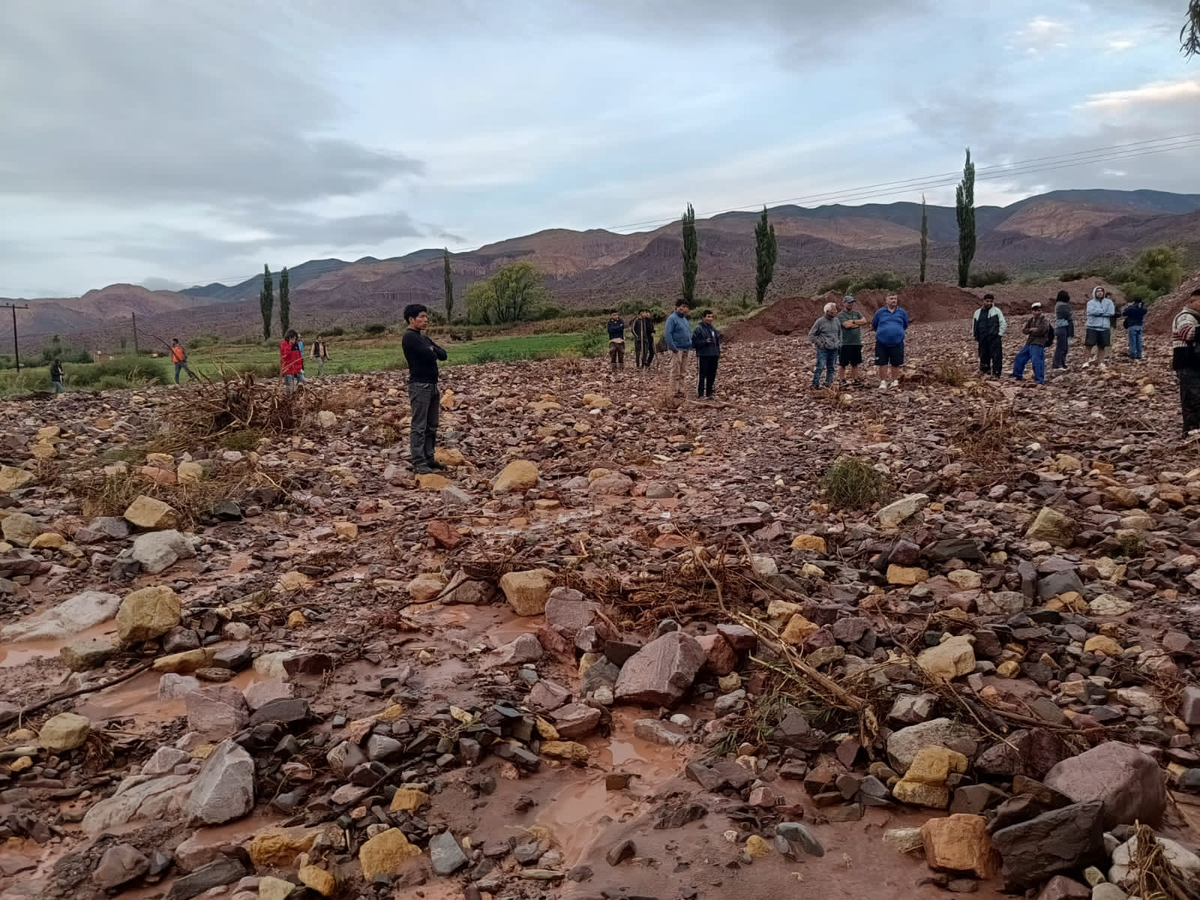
left=29, top=531, right=65, bottom=549
left=1083, top=635, right=1122, bottom=657
left=978, top=591, right=1027, bottom=616
left=407, top=573, right=446, bottom=603
left=429, top=831, right=469, bottom=875
left=61, top=637, right=119, bottom=671
left=694, top=633, right=737, bottom=675
left=124, top=495, right=180, bottom=530
left=82, top=774, right=194, bottom=835
left=632, top=718, right=690, bottom=747
left=776, top=821, right=824, bottom=857
left=614, top=631, right=705, bottom=707
left=249, top=826, right=323, bottom=866
left=0, top=465, right=35, bottom=494
left=790, top=534, right=827, bottom=553
left=187, top=739, right=255, bottom=825
left=1035, top=876, right=1091, bottom=900
left=1026, top=507, right=1076, bottom=546
left=888, top=692, right=937, bottom=725
left=1043, top=742, right=1166, bottom=829
left=543, top=588, right=598, bottom=639
left=367, top=734, right=404, bottom=762
left=916, top=635, right=976, bottom=681
left=186, top=686, right=250, bottom=738
left=780, top=614, right=820, bottom=644
left=299, top=865, right=336, bottom=896
left=0, top=589, right=121, bottom=642
left=176, top=461, right=204, bottom=484
left=529, top=679, right=571, bottom=710
left=492, top=459, right=539, bottom=495
left=541, top=740, right=590, bottom=761
left=166, top=857, right=247, bottom=900
left=589, top=472, right=634, bottom=497
left=893, top=746, right=969, bottom=808
left=93, top=843, right=150, bottom=890
left=163, top=626, right=201, bottom=654
left=116, top=585, right=181, bottom=643
left=359, top=828, right=421, bottom=880
left=888, top=718, right=981, bottom=774
left=887, top=564, right=930, bottom=585
left=1091, top=886, right=1127, bottom=900
left=1039, top=569, right=1087, bottom=600
left=154, top=648, right=215, bottom=674
left=1088, top=594, right=1134, bottom=617
left=131, top=529, right=196, bottom=574
left=142, top=747, right=191, bottom=776
left=884, top=827, right=925, bottom=854
left=0, top=513, right=42, bottom=547
left=921, top=814, right=997, bottom=878
left=389, top=787, right=430, bottom=812
left=991, top=801, right=1106, bottom=888
left=552, top=703, right=602, bottom=740
left=499, top=568, right=555, bottom=616
left=1182, top=685, right=1200, bottom=726
left=38, top=712, right=91, bottom=752
left=249, top=697, right=314, bottom=728
left=159, top=673, right=202, bottom=700
left=1109, top=833, right=1200, bottom=890
left=878, top=493, right=930, bottom=529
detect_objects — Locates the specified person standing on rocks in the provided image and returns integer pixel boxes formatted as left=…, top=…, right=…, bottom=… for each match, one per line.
left=170, top=338, right=195, bottom=384
left=401, top=303, right=448, bottom=475
left=664, top=300, right=693, bottom=397
left=311, top=335, right=330, bottom=376
left=1122, top=297, right=1147, bottom=361
left=1052, top=289, right=1074, bottom=371
left=972, top=293, right=1007, bottom=377
left=607, top=311, right=626, bottom=375
left=632, top=310, right=655, bottom=370
left=1084, top=286, right=1115, bottom=369
left=279, top=329, right=305, bottom=392
left=49, top=358, right=64, bottom=394
left=871, top=293, right=909, bottom=389
left=691, top=309, right=721, bottom=399
left=1171, top=288, right=1200, bottom=436
left=808, top=302, right=842, bottom=390
left=836, top=294, right=867, bottom=386
left=1011, top=301, right=1053, bottom=385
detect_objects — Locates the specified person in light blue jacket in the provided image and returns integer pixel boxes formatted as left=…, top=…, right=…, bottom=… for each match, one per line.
left=663, top=300, right=693, bottom=397
left=1084, top=285, right=1116, bottom=370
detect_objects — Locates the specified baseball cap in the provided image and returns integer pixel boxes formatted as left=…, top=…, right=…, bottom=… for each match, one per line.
left=843, top=294, right=855, bottom=303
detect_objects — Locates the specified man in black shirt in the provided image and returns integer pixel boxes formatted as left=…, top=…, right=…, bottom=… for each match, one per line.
left=401, top=304, right=448, bottom=475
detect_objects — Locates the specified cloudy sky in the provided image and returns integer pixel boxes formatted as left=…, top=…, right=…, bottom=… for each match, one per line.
left=1, top=0, right=1196, bottom=297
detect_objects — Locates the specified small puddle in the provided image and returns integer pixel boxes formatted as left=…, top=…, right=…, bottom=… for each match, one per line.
left=75, top=671, right=186, bottom=724
left=0, top=622, right=117, bottom=668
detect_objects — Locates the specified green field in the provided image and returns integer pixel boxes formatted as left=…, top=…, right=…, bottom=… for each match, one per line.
left=0, top=331, right=593, bottom=396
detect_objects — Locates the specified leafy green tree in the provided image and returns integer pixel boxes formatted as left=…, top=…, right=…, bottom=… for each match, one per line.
left=955, top=149, right=976, bottom=288
left=1120, top=246, right=1185, bottom=301
left=1184, top=0, right=1200, bottom=56
left=464, top=261, right=550, bottom=324
left=681, top=202, right=698, bottom=304
left=443, top=249, right=455, bottom=321
left=754, top=207, right=777, bottom=304
left=919, top=194, right=929, bottom=283
left=259, top=265, right=274, bottom=340
left=278, top=266, right=290, bottom=334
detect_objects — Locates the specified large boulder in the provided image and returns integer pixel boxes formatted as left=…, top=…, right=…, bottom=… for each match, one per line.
left=0, top=590, right=121, bottom=642
left=614, top=631, right=705, bottom=707
left=543, top=587, right=599, bottom=640
left=38, top=712, right=92, bottom=752
left=82, top=774, right=194, bottom=836
left=887, top=718, right=981, bottom=774
left=123, top=495, right=179, bottom=530
left=92, top=844, right=151, bottom=890
left=1, top=513, right=43, bottom=547
left=116, top=586, right=181, bottom=643
left=991, top=801, right=1106, bottom=889
left=1043, top=742, right=1166, bottom=829
left=499, top=568, right=555, bottom=616
left=492, top=460, right=539, bottom=495
left=187, top=739, right=255, bottom=825
left=131, top=530, right=196, bottom=575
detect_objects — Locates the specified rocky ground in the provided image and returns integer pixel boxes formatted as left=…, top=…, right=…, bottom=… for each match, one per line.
left=1, top=320, right=1199, bottom=900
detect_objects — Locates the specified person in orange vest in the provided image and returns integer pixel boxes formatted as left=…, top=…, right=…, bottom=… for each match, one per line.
left=170, top=338, right=195, bottom=384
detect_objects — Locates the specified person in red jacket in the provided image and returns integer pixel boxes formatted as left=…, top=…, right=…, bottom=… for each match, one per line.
left=279, top=329, right=305, bottom=392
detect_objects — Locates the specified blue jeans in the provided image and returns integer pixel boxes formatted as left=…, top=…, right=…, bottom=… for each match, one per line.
left=812, top=348, right=838, bottom=387
left=52, top=380, right=63, bottom=394
left=1127, top=325, right=1143, bottom=359
left=283, top=372, right=306, bottom=392
left=1012, top=344, right=1046, bottom=384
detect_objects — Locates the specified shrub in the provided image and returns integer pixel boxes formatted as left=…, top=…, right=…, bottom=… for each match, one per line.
left=363, top=323, right=388, bottom=336
left=219, top=429, right=263, bottom=451
left=851, top=272, right=906, bottom=292
left=1059, top=270, right=1095, bottom=282
left=69, top=356, right=168, bottom=387
left=232, top=362, right=280, bottom=380
left=817, top=275, right=855, bottom=295
left=324, top=326, right=345, bottom=337
left=576, top=327, right=608, bottom=359
left=967, top=270, right=1009, bottom=288
left=819, top=457, right=890, bottom=509
left=187, top=334, right=221, bottom=349
left=933, top=360, right=968, bottom=387
left=471, top=347, right=499, bottom=364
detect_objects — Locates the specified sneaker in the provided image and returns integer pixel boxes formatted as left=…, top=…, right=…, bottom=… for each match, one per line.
left=889, top=379, right=899, bottom=388
left=879, top=380, right=888, bottom=389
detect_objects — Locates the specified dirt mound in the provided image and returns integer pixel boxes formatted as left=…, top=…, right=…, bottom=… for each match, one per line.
left=1146, top=269, right=1200, bottom=334
left=979, top=279, right=1125, bottom=318
left=724, top=283, right=981, bottom=344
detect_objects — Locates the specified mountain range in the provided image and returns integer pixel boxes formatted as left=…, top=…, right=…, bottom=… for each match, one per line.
left=4, top=189, right=1200, bottom=350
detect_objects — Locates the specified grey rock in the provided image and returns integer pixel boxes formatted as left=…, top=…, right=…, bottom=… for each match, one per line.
left=166, top=857, right=247, bottom=900
left=142, top=746, right=192, bottom=776
left=887, top=718, right=981, bottom=774
left=614, top=631, right=705, bottom=707
left=1043, top=742, right=1166, bottom=829
left=162, top=626, right=201, bottom=655
left=92, top=843, right=150, bottom=889
left=186, top=739, right=255, bottom=825
left=492, top=633, right=543, bottom=666
left=131, top=529, right=196, bottom=575
left=159, top=673, right=202, bottom=700
left=632, top=718, right=689, bottom=747
left=82, top=774, right=194, bottom=836
left=367, top=734, right=404, bottom=762
left=185, top=686, right=250, bottom=738
left=1038, top=569, right=1086, bottom=600
left=991, top=801, right=1106, bottom=888
left=777, top=821, right=825, bottom=857
left=429, top=831, right=468, bottom=875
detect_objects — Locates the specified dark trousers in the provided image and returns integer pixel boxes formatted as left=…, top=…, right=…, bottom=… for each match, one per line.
left=635, top=335, right=654, bottom=368
left=1052, top=328, right=1070, bottom=369
left=1180, top=368, right=1200, bottom=435
left=609, top=341, right=625, bottom=372
left=977, top=336, right=1003, bottom=375
left=697, top=355, right=718, bottom=397
left=408, top=381, right=439, bottom=467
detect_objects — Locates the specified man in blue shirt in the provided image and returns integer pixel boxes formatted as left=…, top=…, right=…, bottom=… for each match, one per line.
left=663, top=301, right=693, bottom=397
left=1122, top=298, right=1146, bottom=361
left=871, top=293, right=910, bottom=389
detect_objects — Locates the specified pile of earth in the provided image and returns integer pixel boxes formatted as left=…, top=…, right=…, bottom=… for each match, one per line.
left=1146, top=269, right=1200, bottom=335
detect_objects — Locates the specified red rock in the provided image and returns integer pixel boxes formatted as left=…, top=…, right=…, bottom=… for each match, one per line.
left=551, top=703, right=601, bottom=740
left=716, top=623, right=757, bottom=652
left=543, top=588, right=599, bottom=640
left=694, top=634, right=737, bottom=676
left=1043, top=742, right=1166, bottom=829
left=613, top=632, right=705, bottom=707
left=1035, top=875, right=1091, bottom=900
left=426, top=520, right=462, bottom=549
left=534, top=625, right=573, bottom=658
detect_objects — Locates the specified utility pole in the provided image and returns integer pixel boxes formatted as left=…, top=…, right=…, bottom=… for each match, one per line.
left=132, top=312, right=139, bottom=354
left=1, top=303, right=30, bottom=371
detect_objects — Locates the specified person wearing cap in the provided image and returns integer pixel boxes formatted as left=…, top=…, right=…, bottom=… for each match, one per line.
left=808, top=302, right=842, bottom=390
left=1011, top=301, right=1053, bottom=385
left=972, top=294, right=1008, bottom=377
left=1084, top=285, right=1116, bottom=370
left=1172, top=288, right=1200, bottom=436
left=836, top=294, right=868, bottom=386
left=1052, top=289, right=1074, bottom=371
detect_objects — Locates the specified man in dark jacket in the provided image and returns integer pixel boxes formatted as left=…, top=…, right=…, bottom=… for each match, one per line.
left=632, top=311, right=655, bottom=369
left=972, top=294, right=1008, bottom=377
left=691, top=310, right=721, bottom=399
left=1011, top=301, right=1053, bottom=385
left=1172, top=289, right=1200, bottom=435
left=1052, top=290, right=1074, bottom=371
left=401, top=303, right=449, bottom=475
left=607, top=312, right=626, bottom=374
left=1122, top=298, right=1147, bottom=361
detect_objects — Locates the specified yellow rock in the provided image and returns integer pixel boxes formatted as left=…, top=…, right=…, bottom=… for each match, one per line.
left=30, top=442, right=57, bottom=460
left=123, top=495, right=179, bottom=530
left=0, top=466, right=35, bottom=493
left=298, top=865, right=337, bottom=897
left=582, top=393, right=612, bottom=409
left=359, top=828, right=421, bottom=880
left=434, top=447, right=467, bottom=467
left=892, top=779, right=950, bottom=809
left=587, top=467, right=613, bottom=482
left=333, top=522, right=359, bottom=541
left=440, top=389, right=456, bottom=410
left=30, top=532, right=66, bottom=550
left=416, top=473, right=451, bottom=490
left=407, top=573, right=446, bottom=603
left=789, top=534, right=827, bottom=553
left=1054, top=454, right=1082, bottom=473
left=916, top=635, right=976, bottom=681
left=904, top=746, right=968, bottom=785
left=541, top=741, right=589, bottom=762
left=767, top=599, right=803, bottom=619
left=9, top=756, right=32, bottom=772
left=535, top=717, right=559, bottom=740
left=258, top=876, right=297, bottom=900
left=249, top=826, right=322, bottom=867
left=745, top=835, right=771, bottom=858
left=499, top=568, right=555, bottom=616
left=492, top=459, right=539, bottom=495
left=37, top=425, right=61, bottom=441
left=1084, top=635, right=1123, bottom=657
left=152, top=648, right=214, bottom=674
left=780, top=614, right=820, bottom=645
left=996, top=660, right=1021, bottom=678
left=38, top=712, right=91, bottom=752
left=116, top=585, right=181, bottom=643
left=389, top=788, right=430, bottom=812
left=286, top=610, right=307, bottom=628
left=176, top=461, right=204, bottom=484
left=947, top=570, right=982, bottom=590
left=145, top=452, right=174, bottom=467
left=801, top=563, right=824, bottom=579
left=921, top=814, right=998, bottom=878
left=277, top=571, right=311, bottom=592
left=887, top=565, right=929, bottom=586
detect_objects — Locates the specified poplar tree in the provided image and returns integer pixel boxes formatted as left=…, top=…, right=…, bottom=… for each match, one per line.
left=681, top=202, right=698, bottom=305
left=260, top=265, right=274, bottom=340
left=278, top=266, right=290, bottom=333
left=754, top=207, right=777, bottom=304
left=919, top=195, right=929, bottom=283
left=956, top=150, right=976, bottom=289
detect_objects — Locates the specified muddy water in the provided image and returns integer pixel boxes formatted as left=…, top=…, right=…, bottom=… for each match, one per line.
left=0, top=621, right=117, bottom=668
left=75, top=671, right=185, bottom=724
